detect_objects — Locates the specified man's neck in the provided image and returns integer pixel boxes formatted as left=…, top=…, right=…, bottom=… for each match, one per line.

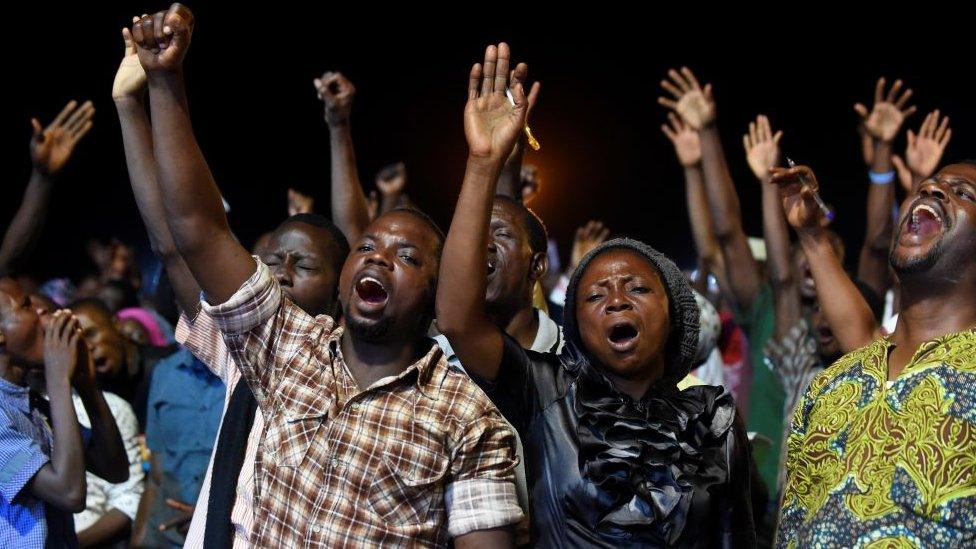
left=889, top=275, right=976, bottom=377
left=340, top=331, right=426, bottom=392
left=0, top=356, right=28, bottom=387
left=500, top=304, right=540, bottom=350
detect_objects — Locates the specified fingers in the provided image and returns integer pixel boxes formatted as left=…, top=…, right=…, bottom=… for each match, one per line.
left=131, top=15, right=145, bottom=46
left=873, top=77, right=885, bottom=105
left=886, top=79, right=902, bottom=103
left=702, top=83, right=713, bottom=101
left=657, top=96, right=677, bottom=110
left=165, top=499, right=194, bottom=513
left=743, top=133, right=751, bottom=152
left=906, top=129, right=916, bottom=148
left=680, top=67, right=701, bottom=90
left=31, top=118, right=43, bottom=139
left=63, top=101, right=94, bottom=134
left=894, top=87, right=913, bottom=109
left=667, top=112, right=683, bottom=132
left=918, top=110, right=935, bottom=138
left=749, top=121, right=758, bottom=148
left=935, top=114, right=950, bottom=143
left=51, top=100, right=78, bottom=128
left=494, top=43, right=510, bottom=94
left=853, top=103, right=869, bottom=120
left=122, top=27, right=135, bottom=55
left=773, top=130, right=783, bottom=145
left=892, top=154, right=908, bottom=174
left=667, top=69, right=691, bottom=92
left=526, top=81, right=541, bottom=113
left=71, top=121, right=94, bottom=142
left=660, top=79, right=682, bottom=99
left=662, top=123, right=678, bottom=142
left=940, top=128, right=952, bottom=148
left=902, top=105, right=917, bottom=118
left=153, top=12, right=166, bottom=50
left=165, top=3, right=195, bottom=45
left=480, top=45, right=497, bottom=97
left=468, top=64, right=482, bottom=100
left=138, top=14, right=158, bottom=51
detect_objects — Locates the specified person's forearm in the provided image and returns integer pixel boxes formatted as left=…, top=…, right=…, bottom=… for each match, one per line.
left=130, top=477, right=157, bottom=548
left=44, top=376, right=87, bottom=510
left=699, top=126, right=761, bottom=309
left=116, top=97, right=202, bottom=316
left=858, top=140, right=895, bottom=295
left=146, top=71, right=254, bottom=304
left=799, top=228, right=878, bottom=351
left=379, top=191, right=403, bottom=215
left=436, top=158, right=504, bottom=379
left=76, top=383, right=128, bottom=483
left=0, top=170, right=54, bottom=275
left=684, top=164, right=721, bottom=266
left=762, top=182, right=800, bottom=336
left=328, top=122, right=370, bottom=243
left=78, top=509, right=131, bottom=548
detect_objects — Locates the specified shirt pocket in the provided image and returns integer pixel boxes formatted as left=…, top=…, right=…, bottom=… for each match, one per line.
left=263, top=413, right=322, bottom=469
left=368, top=438, right=449, bottom=525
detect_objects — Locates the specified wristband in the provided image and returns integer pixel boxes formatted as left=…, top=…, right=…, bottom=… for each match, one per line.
left=869, top=170, right=896, bottom=185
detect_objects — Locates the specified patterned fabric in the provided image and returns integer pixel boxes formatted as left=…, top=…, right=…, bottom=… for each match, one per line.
left=72, top=392, right=144, bottom=532
left=777, top=329, right=976, bottom=548
left=195, top=260, right=522, bottom=547
left=764, top=319, right=822, bottom=494
left=0, top=377, right=76, bottom=548
left=180, top=310, right=261, bottom=549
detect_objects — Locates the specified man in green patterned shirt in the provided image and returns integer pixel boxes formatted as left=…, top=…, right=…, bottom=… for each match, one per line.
left=772, top=163, right=976, bottom=548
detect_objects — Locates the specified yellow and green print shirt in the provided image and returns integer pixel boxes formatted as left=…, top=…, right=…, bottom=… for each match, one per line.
left=777, top=329, right=976, bottom=548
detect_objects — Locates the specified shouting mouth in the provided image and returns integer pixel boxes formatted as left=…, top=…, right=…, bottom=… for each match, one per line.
left=607, top=321, right=639, bottom=353
left=355, top=276, right=389, bottom=310
left=907, top=202, right=945, bottom=238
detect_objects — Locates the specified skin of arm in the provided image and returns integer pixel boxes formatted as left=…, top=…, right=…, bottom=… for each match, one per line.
left=130, top=454, right=161, bottom=548
left=436, top=44, right=528, bottom=383
left=772, top=166, right=879, bottom=351
left=28, top=311, right=87, bottom=512
left=855, top=78, right=917, bottom=297
left=132, top=7, right=255, bottom=304
left=114, top=25, right=201, bottom=316
left=314, top=71, right=371, bottom=244
left=659, top=68, right=763, bottom=311
left=0, top=101, right=95, bottom=275
left=78, top=509, right=131, bottom=548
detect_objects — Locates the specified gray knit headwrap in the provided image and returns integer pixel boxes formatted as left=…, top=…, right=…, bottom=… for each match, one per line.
left=563, top=238, right=701, bottom=381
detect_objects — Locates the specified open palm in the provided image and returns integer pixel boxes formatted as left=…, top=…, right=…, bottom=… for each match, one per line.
left=464, top=43, right=527, bottom=162
left=31, top=100, right=95, bottom=176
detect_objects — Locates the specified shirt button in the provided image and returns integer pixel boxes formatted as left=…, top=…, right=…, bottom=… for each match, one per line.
left=331, top=457, right=339, bottom=467
left=312, top=525, right=322, bottom=534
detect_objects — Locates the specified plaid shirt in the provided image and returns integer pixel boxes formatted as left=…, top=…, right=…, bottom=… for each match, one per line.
left=186, top=259, right=522, bottom=547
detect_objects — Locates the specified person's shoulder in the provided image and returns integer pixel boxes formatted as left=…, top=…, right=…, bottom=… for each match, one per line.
left=809, top=337, right=888, bottom=394
left=434, top=356, right=510, bottom=423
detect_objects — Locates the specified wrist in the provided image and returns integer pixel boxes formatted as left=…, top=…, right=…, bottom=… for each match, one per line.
left=681, top=161, right=702, bottom=170
left=327, top=119, right=351, bottom=132
left=868, top=170, right=896, bottom=185
left=465, top=155, right=504, bottom=179
left=45, top=373, right=72, bottom=393
left=113, top=95, right=144, bottom=109
left=797, top=226, right=829, bottom=247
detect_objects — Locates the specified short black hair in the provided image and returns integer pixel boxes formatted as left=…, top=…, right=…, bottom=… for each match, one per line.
left=276, top=213, right=350, bottom=276
left=387, top=207, right=445, bottom=260
left=493, top=195, right=548, bottom=255
left=70, top=297, right=115, bottom=319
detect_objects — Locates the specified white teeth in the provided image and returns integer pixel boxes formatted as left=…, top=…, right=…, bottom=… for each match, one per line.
left=361, top=276, right=384, bottom=289
left=913, top=204, right=942, bottom=223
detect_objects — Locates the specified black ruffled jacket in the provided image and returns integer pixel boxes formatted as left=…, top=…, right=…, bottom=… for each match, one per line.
left=476, top=336, right=755, bottom=548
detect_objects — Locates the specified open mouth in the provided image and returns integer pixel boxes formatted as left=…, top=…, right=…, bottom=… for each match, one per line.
left=816, top=325, right=834, bottom=344
left=607, top=322, right=639, bottom=352
left=486, top=257, right=497, bottom=277
left=908, top=203, right=945, bottom=238
left=93, top=355, right=110, bottom=372
left=355, top=276, right=389, bottom=306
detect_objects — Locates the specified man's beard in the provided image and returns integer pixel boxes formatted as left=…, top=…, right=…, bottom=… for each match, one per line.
left=889, top=233, right=947, bottom=275
left=343, top=303, right=395, bottom=342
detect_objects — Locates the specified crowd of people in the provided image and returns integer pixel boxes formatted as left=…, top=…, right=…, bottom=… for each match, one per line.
left=1, top=4, right=974, bottom=548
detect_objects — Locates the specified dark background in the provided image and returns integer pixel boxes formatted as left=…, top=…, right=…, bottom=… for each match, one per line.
left=1, top=4, right=966, bottom=282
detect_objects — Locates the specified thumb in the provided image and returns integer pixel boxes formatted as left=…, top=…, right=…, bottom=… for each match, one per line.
left=853, top=103, right=869, bottom=119
left=122, top=27, right=135, bottom=55
left=30, top=118, right=44, bottom=140
left=892, top=154, right=907, bottom=173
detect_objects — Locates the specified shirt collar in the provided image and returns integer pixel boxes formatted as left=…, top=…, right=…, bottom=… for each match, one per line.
left=530, top=308, right=563, bottom=354
left=329, top=328, right=445, bottom=399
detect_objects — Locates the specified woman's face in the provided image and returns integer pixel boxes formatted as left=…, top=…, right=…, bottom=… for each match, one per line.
left=575, top=249, right=671, bottom=383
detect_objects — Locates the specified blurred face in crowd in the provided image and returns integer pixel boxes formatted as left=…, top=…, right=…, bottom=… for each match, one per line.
left=485, top=199, right=547, bottom=315
left=0, top=278, right=47, bottom=369
left=72, top=301, right=128, bottom=378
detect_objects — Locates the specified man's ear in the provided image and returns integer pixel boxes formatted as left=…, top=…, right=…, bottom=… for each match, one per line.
left=529, top=251, right=549, bottom=283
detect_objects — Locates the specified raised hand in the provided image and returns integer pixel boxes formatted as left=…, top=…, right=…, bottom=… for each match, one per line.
left=661, top=112, right=702, bottom=167
left=569, top=221, right=610, bottom=273
left=287, top=189, right=314, bottom=216
left=743, top=115, right=783, bottom=181
left=130, top=4, right=194, bottom=73
left=376, top=162, right=406, bottom=197
left=892, top=110, right=952, bottom=192
left=314, top=71, right=356, bottom=126
left=658, top=67, right=715, bottom=130
left=464, top=43, right=528, bottom=164
left=113, top=23, right=147, bottom=100
left=854, top=77, right=917, bottom=143
left=159, top=499, right=194, bottom=535
left=30, top=100, right=95, bottom=176
left=44, top=310, right=83, bottom=382
left=770, top=165, right=823, bottom=230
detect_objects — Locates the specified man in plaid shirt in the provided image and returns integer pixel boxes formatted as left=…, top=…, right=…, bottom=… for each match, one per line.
left=128, top=4, right=523, bottom=547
